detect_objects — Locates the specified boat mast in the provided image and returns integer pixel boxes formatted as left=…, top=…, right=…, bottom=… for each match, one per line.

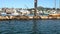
left=54, top=0, right=56, bottom=10
left=34, top=0, right=37, bottom=16
left=59, top=0, right=60, bottom=9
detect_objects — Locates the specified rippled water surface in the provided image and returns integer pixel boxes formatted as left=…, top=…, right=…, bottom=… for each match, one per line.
left=0, top=20, right=60, bottom=34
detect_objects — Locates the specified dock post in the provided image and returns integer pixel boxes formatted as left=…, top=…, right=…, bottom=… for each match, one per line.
left=32, top=0, right=38, bottom=34
left=34, top=0, right=37, bottom=16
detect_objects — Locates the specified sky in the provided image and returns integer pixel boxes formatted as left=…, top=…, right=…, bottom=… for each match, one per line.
left=0, top=0, right=59, bottom=8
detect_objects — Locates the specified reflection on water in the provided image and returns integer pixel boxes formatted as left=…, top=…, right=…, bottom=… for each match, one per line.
left=0, top=20, right=60, bottom=34
left=32, top=20, right=37, bottom=34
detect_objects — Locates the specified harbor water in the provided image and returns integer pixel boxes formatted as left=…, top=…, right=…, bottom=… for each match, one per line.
left=0, top=20, right=60, bottom=34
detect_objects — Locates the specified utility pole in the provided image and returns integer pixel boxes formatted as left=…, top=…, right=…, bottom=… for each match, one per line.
left=34, top=0, right=37, bottom=16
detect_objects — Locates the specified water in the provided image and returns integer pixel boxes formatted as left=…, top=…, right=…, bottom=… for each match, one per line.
left=0, top=20, right=60, bottom=34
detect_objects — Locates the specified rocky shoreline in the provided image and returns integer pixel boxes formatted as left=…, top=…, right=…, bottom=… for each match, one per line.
left=0, top=15, right=60, bottom=20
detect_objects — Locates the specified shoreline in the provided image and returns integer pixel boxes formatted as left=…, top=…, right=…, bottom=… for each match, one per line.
left=0, top=16, right=60, bottom=20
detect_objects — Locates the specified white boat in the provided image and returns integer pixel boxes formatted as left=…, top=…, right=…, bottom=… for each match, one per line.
left=11, top=12, right=19, bottom=16
left=20, top=9, right=30, bottom=15
left=1, top=12, right=7, bottom=16
left=11, top=9, right=20, bottom=16
left=50, top=10, right=56, bottom=14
